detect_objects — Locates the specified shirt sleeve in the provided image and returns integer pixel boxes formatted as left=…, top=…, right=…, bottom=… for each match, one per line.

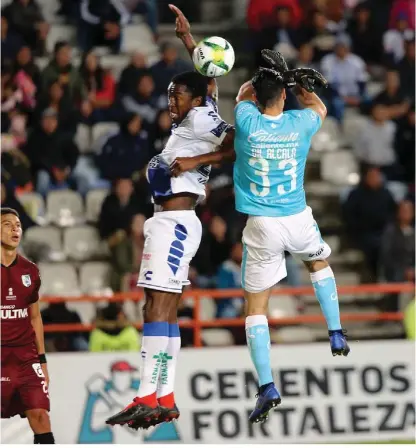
left=234, top=100, right=260, bottom=135
left=29, top=267, right=41, bottom=304
left=193, top=109, right=232, bottom=146
left=298, top=108, right=322, bottom=137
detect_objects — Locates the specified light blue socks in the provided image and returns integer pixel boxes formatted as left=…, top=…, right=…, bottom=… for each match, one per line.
left=311, top=266, right=341, bottom=330
left=245, top=315, right=273, bottom=386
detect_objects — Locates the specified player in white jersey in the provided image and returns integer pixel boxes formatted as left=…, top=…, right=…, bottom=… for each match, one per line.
left=106, top=27, right=235, bottom=433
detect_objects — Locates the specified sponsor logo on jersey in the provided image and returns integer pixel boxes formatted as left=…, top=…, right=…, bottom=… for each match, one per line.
left=142, top=253, right=152, bottom=261
left=6, top=287, right=16, bottom=300
left=144, top=271, right=153, bottom=281
left=1, top=377, right=10, bottom=382
left=309, top=246, right=324, bottom=258
left=1, top=308, right=28, bottom=319
left=21, top=274, right=31, bottom=287
left=248, top=130, right=299, bottom=143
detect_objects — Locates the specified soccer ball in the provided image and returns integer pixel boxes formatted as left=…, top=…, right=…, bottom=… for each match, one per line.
left=192, top=36, right=235, bottom=77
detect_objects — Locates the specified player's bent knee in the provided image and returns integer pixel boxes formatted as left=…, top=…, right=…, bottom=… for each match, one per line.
left=26, top=408, right=51, bottom=432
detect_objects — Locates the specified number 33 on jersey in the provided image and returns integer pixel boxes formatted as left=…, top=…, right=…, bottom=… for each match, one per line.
left=233, top=101, right=322, bottom=217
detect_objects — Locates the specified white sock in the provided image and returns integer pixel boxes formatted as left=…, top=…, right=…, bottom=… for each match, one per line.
left=137, top=322, right=169, bottom=398
left=157, top=324, right=181, bottom=401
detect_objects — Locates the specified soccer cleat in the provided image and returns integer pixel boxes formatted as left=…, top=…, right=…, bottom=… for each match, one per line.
left=129, top=404, right=180, bottom=430
left=249, top=383, right=281, bottom=424
left=329, top=329, right=350, bottom=356
left=105, top=397, right=160, bottom=426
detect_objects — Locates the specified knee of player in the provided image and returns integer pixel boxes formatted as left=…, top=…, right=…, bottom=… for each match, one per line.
left=142, top=292, right=175, bottom=322
left=303, top=259, right=329, bottom=273
left=28, top=408, right=50, bottom=427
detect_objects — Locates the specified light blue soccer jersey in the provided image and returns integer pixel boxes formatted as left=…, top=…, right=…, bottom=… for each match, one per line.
left=234, top=101, right=322, bottom=217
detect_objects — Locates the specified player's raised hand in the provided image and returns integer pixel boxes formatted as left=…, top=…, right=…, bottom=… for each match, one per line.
left=288, top=68, right=328, bottom=93
left=261, top=49, right=289, bottom=73
left=170, top=157, right=199, bottom=177
left=169, top=4, right=190, bottom=37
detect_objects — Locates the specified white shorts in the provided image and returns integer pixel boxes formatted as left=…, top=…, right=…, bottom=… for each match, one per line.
left=137, top=210, right=202, bottom=293
left=242, top=207, right=331, bottom=293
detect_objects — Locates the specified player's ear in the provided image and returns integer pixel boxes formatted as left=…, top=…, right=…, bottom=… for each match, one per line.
left=192, top=96, right=203, bottom=107
left=282, top=88, right=287, bottom=101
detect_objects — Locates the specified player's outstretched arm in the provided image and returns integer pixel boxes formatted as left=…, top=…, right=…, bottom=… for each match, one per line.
left=169, top=4, right=218, bottom=102
left=170, top=129, right=235, bottom=177
left=169, top=4, right=197, bottom=58
left=30, top=301, right=49, bottom=387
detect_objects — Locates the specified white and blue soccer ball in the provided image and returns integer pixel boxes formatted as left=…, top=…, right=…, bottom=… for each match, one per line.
left=192, top=36, right=235, bottom=78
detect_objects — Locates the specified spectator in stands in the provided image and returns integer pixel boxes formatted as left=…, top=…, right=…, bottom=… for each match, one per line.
left=149, top=109, right=171, bottom=157
left=24, top=108, right=79, bottom=196
left=395, top=103, right=415, bottom=185
left=1, top=183, right=35, bottom=230
left=321, top=34, right=369, bottom=111
left=254, top=6, right=299, bottom=66
left=342, top=166, right=396, bottom=279
left=403, top=297, right=415, bottom=340
left=124, top=0, right=158, bottom=36
left=292, top=42, right=319, bottom=71
left=325, top=0, right=347, bottom=35
left=121, top=72, right=167, bottom=126
left=2, top=0, right=49, bottom=56
left=41, top=303, right=88, bottom=352
left=118, top=51, right=148, bottom=95
left=216, top=242, right=244, bottom=319
left=1, top=65, right=30, bottom=151
left=372, top=70, right=410, bottom=121
left=113, top=213, right=147, bottom=291
left=150, top=42, right=192, bottom=95
left=389, top=0, right=415, bottom=30
left=353, top=104, right=399, bottom=180
left=98, top=179, right=149, bottom=287
left=300, top=10, right=336, bottom=63
left=192, top=215, right=233, bottom=286
left=1, top=15, right=23, bottom=66
left=379, top=200, right=414, bottom=312
left=41, top=41, right=87, bottom=106
left=381, top=200, right=415, bottom=282
left=35, top=81, right=79, bottom=138
left=383, top=12, right=413, bottom=65
left=347, top=2, right=383, bottom=65
left=13, top=46, right=41, bottom=93
left=89, top=303, right=140, bottom=352
left=96, top=113, right=149, bottom=180
left=79, top=50, right=116, bottom=123
left=246, top=0, right=302, bottom=33
left=395, top=35, right=415, bottom=100
left=78, top=0, right=131, bottom=53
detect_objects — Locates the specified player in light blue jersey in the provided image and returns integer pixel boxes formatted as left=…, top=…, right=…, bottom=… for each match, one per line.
left=234, top=59, right=350, bottom=423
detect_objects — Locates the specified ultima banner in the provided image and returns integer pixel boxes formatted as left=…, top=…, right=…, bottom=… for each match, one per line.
left=1, top=340, right=415, bottom=444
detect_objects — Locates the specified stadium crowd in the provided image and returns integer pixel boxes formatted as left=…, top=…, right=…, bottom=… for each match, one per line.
left=1, top=0, right=414, bottom=351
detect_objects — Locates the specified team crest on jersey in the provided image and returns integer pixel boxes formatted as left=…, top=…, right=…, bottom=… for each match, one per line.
left=21, top=274, right=31, bottom=287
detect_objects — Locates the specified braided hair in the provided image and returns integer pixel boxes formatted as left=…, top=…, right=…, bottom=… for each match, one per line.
left=251, top=67, right=285, bottom=109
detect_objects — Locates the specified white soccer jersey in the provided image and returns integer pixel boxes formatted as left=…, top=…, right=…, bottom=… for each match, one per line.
left=147, top=105, right=231, bottom=203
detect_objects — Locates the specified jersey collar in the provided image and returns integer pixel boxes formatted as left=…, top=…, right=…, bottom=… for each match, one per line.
left=262, top=113, right=283, bottom=120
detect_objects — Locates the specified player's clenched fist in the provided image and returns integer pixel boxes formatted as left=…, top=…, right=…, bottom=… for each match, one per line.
left=169, top=4, right=190, bottom=37
left=170, top=157, right=199, bottom=177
